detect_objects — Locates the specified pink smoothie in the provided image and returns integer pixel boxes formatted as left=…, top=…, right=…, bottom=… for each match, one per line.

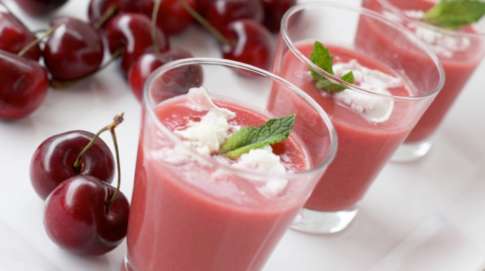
left=125, top=97, right=309, bottom=271
left=361, top=0, right=485, bottom=142
left=271, top=43, right=414, bottom=211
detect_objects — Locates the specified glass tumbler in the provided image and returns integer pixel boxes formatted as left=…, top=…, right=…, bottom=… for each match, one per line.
left=124, top=58, right=337, bottom=271
left=270, top=2, right=444, bottom=234
left=362, top=0, right=485, bottom=161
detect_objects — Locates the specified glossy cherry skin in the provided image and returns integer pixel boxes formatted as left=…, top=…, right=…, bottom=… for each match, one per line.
left=43, top=17, right=104, bottom=81
left=87, top=0, right=120, bottom=26
left=0, top=6, right=41, bottom=61
left=105, top=13, right=169, bottom=74
left=128, top=48, right=195, bottom=101
left=196, top=0, right=210, bottom=15
left=0, top=50, right=48, bottom=120
left=205, top=0, right=264, bottom=32
left=128, top=0, right=196, bottom=36
left=15, top=0, right=68, bottom=16
left=153, top=58, right=204, bottom=103
left=44, top=175, right=129, bottom=255
left=30, top=130, right=114, bottom=200
left=222, top=20, right=273, bottom=71
left=87, top=0, right=138, bottom=27
left=262, top=0, right=296, bottom=33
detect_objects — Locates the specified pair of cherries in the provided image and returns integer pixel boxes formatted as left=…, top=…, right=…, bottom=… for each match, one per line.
left=0, top=2, right=105, bottom=120
left=30, top=114, right=129, bottom=256
left=0, top=4, right=47, bottom=120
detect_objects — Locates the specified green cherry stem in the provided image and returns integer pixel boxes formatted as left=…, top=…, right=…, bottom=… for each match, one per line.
left=107, top=115, right=123, bottom=206
left=73, top=113, right=124, bottom=171
left=18, top=25, right=59, bottom=57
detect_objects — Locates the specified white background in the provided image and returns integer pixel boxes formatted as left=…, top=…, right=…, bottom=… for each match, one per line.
left=1, top=0, right=484, bottom=270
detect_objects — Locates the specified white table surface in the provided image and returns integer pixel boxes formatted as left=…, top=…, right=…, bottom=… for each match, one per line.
left=1, top=0, right=484, bottom=270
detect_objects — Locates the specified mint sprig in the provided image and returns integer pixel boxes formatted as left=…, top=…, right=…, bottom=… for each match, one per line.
left=310, top=41, right=355, bottom=94
left=424, top=0, right=485, bottom=29
left=220, top=115, right=295, bottom=159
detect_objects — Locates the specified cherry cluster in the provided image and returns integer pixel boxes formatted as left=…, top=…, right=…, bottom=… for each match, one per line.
left=30, top=114, right=130, bottom=255
left=0, top=0, right=296, bottom=121
left=90, top=0, right=296, bottom=100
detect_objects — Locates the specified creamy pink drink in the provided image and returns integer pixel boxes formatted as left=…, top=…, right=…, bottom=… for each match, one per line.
left=271, top=2, right=443, bottom=233
left=361, top=0, right=485, bottom=160
left=272, top=43, right=412, bottom=211
left=127, top=98, right=304, bottom=271
left=124, top=59, right=337, bottom=270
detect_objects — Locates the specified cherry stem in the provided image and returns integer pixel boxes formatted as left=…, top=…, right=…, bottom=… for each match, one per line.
left=50, top=48, right=123, bottom=88
left=94, top=5, right=118, bottom=30
left=151, top=0, right=162, bottom=54
left=73, top=113, right=124, bottom=171
left=180, top=0, right=231, bottom=45
left=18, top=25, right=59, bottom=57
left=73, top=114, right=124, bottom=209
left=108, top=119, right=122, bottom=206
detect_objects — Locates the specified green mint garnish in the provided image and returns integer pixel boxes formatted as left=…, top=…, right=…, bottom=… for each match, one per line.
left=310, top=41, right=355, bottom=94
left=220, top=115, right=296, bottom=159
left=424, top=0, right=485, bottom=29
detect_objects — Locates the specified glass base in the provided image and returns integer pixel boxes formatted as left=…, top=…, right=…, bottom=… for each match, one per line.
left=391, top=140, right=433, bottom=163
left=290, top=207, right=358, bottom=234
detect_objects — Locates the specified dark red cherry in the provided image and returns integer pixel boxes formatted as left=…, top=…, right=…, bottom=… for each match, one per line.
left=262, top=0, right=296, bottom=33
left=44, top=175, right=129, bottom=255
left=205, top=0, right=264, bottom=32
left=30, top=130, right=114, bottom=200
left=0, top=5, right=41, bottom=61
left=87, top=0, right=120, bottom=27
left=153, top=58, right=204, bottom=103
left=0, top=50, right=48, bottom=120
left=105, top=13, right=169, bottom=74
left=43, top=17, right=104, bottom=81
left=222, top=20, right=273, bottom=70
left=15, top=0, right=68, bottom=16
left=131, top=0, right=196, bottom=36
left=87, top=0, right=139, bottom=27
left=196, top=0, right=210, bottom=15
left=128, top=48, right=195, bottom=101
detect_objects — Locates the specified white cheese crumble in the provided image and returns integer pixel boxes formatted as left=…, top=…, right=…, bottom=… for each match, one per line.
left=332, top=60, right=400, bottom=123
left=173, top=87, right=290, bottom=198
left=383, top=9, right=472, bottom=58
left=175, top=87, right=236, bottom=156
left=233, top=146, right=288, bottom=197
left=403, top=10, right=471, bottom=58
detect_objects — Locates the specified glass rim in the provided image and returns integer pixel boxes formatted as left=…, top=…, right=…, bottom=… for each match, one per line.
left=281, top=1, right=445, bottom=102
left=377, top=0, right=485, bottom=38
left=143, top=57, right=338, bottom=179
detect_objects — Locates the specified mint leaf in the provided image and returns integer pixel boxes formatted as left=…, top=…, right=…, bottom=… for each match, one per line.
left=424, top=0, right=485, bottom=29
left=220, top=115, right=296, bottom=159
left=309, top=41, right=355, bottom=94
left=310, top=41, right=334, bottom=74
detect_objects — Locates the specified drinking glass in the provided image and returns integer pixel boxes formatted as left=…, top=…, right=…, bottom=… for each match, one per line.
left=271, top=2, right=444, bottom=234
left=124, top=58, right=337, bottom=271
left=362, top=0, right=485, bottom=161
